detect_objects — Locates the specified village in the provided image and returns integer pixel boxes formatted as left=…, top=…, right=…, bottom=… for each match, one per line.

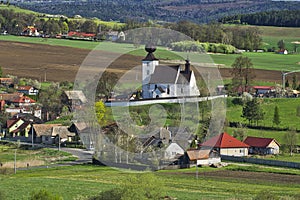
left=0, top=44, right=299, bottom=171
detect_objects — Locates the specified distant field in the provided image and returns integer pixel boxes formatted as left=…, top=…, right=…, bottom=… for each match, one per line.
left=0, top=165, right=299, bottom=200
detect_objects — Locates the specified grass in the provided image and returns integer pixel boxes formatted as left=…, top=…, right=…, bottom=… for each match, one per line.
left=226, top=98, right=300, bottom=131
left=0, top=164, right=299, bottom=200
left=0, top=143, right=76, bottom=166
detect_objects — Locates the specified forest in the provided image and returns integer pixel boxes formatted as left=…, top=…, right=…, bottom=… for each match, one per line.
left=14, top=0, right=300, bottom=24
left=219, top=10, right=300, bottom=27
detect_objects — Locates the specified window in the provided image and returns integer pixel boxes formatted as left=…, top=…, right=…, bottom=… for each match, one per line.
left=147, top=70, right=150, bottom=75
left=167, top=85, right=170, bottom=94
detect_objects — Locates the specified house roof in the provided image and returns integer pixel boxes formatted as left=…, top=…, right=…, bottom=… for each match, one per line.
left=0, top=93, right=23, bottom=101
left=201, top=132, right=249, bottom=148
left=52, top=126, right=75, bottom=138
left=33, top=124, right=61, bottom=137
left=177, top=71, right=192, bottom=84
left=252, top=86, right=273, bottom=90
left=6, top=118, right=23, bottom=129
left=11, top=96, right=36, bottom=103
left=17, top=86, right=34, bottom=91
left=243, top=136, right=280, bottom=148
left=11, top=121, right=31, bottom=133
left=64, top=90, right=87, bottom=103
left=149, top=65, right=180, bottom=84
left=186, top=149, right=211, bottom=161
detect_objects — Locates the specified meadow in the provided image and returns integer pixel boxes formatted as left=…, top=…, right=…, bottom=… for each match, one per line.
left=0, top=164, right=299, bottom=200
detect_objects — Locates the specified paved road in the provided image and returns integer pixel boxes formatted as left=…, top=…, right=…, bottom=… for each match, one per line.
left=60, top=148, right=94, bottom=165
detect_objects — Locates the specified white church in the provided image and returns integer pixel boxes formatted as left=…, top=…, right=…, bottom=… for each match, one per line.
left=141, top=45, right=200, bottom=99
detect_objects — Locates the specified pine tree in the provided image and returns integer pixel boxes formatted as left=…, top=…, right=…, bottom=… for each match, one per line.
left=242, top=98, right=264, bottom=125
left=272, top=105, right=280, bottom=126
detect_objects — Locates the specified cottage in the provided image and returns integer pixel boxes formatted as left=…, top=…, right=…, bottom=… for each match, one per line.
left=0, top=78, right=13, bottom=86
left=165, top=142, right=185, bottom=159
left=6, top=117, right=31, bottom=138
left=243, top=136, right=280, bottom=155
left=200, top=132, right=249, bottom=157
left=32, top=124, right=75, bottom=145
left=186, top=149, right=221, bottom=166
left=142, top=45, right=200, bottom=99
left=17, top=86, right=39, bottom=96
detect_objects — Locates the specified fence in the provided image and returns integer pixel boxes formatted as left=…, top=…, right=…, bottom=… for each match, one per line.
left=221, top=155, right=300, bottom=169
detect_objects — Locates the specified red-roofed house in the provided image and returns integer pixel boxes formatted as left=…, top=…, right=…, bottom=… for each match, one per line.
left=11, top=96, right=36, bottom=107
left=200, top=132, right=249, bottom=157
left=252, top=86, right=274, bottom=97
left=17, top=86, right=39, bottom=96
left=243, top=136, right=280, bottom=155
left=6, top=118, right=31, bottom=138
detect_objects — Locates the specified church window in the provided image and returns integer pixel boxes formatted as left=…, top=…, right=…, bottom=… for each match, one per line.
left=167, top=85, right=170, bottom=94
left=147, top=70, right=150, bottom=75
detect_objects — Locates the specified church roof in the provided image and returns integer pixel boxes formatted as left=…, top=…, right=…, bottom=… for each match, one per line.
left=149, top=65, right=180, bottom=84
left=177, top=71, right=192, bottom=84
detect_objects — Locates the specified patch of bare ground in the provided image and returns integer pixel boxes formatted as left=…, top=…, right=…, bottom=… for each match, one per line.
left=163, top=170, right=300, bottom=184
left=0, top=40, right=293, bottom=83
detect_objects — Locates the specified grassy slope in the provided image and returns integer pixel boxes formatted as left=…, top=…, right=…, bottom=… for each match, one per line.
left=226, top=98, right=300, bottom=145
left=0, top=4, right=38, bottom=14
left=0, top=165, right=299, bottom=200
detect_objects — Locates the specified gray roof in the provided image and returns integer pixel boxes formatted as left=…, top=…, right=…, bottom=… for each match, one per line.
left=177, top=71, right=192, bottom=84
left=149, top=65, right=180, bottom=84
left=64, top=90, right=87, bottom=103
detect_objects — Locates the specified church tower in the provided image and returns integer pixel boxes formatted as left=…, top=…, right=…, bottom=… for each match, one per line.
left=142, top=45, right=159, bottom=98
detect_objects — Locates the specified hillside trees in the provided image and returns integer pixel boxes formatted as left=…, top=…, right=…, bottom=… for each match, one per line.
left=272, top=105, right=280, bottom=127
left=284, top=131, right=298, bottom=156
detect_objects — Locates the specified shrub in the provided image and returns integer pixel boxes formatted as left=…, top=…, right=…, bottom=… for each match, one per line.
left=29, top=189, right=63, bottom=200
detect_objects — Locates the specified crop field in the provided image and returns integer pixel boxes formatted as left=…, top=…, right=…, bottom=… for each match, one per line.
left=0, top=164, right=299, bottom=200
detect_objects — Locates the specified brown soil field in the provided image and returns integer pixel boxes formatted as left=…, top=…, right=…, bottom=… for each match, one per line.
left=0, top=40, right=286, bottom=83
left=163, top=170, right=300, bottom=184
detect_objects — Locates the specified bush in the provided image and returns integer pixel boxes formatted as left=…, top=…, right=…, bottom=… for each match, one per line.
left=29, top=189, right=63, bottom=200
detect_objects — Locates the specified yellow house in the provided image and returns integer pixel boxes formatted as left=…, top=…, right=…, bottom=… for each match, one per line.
left=244, top=136, right=280, bottom=155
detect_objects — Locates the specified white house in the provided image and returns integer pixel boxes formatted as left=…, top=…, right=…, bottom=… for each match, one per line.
left=165, top=142, right=185, bottom=159
left=141, top=45, right=200, bottom=99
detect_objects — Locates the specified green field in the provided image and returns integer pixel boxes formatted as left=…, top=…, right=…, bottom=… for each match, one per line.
left=0, top=164, right=299, bottom=200
left=226, top=98, right=300, bottom=130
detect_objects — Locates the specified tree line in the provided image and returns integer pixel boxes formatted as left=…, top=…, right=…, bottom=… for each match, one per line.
left=219, top=10, right=300, bottom=27
left=166, top=21, right=262, bottom=51
left=0, top=9, right=122, bottom=36
left=16, top=0, right=300, bottom=24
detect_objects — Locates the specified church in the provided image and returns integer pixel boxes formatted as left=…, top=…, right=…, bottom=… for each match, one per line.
left=141, top=45, right=200, bottom=99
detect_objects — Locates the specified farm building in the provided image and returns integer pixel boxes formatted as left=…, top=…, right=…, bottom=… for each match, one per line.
left=200, top=132, right=249, bottom=157
left=243, top=136, right=280, bottom=155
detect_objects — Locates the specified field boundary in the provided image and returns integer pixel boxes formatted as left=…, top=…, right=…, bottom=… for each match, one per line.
left=222, top=155, right=300, bottom=169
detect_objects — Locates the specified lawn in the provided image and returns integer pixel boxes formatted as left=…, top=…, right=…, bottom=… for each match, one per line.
left=0, top=164, right=299, bottom=200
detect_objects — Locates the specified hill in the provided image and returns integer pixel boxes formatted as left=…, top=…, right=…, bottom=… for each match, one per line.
left=14, top=0, right=300, bottom=23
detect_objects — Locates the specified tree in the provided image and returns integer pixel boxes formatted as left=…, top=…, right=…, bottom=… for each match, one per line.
left=0, top=66, right=3, bottom=77
left=292, top=74, right=298, bottom=90
left=231, top=56, right=255, bottom=93
left=284, top=131, right=298, bottom=156
left=81, top=19, right=97, bottom=33
left=277, top=39, right=285, bottom=50
left=272, top=105, right=280, bottom=127
left=233, top=123, right=247, bottom=141
left=242, top=98, right=265, bottom=125
left=95, top=101, right=106, bottom=125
